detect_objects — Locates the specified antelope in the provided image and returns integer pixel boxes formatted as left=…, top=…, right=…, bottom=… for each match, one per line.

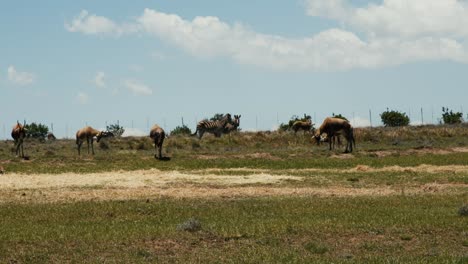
left=76, top=126, right=113, bottom=155
left=291, top=118, right=314, bottom=134
left=223, top=115, right=241, bottom=134
left=11, top=121, right=26, bottom=158
left=314, top=117, right=355, bottom=153
left=149, top=124, right=165, bottom=159
left=191, top=113, right=232, bottom=139
left=320, top=133, right=342, bottom=150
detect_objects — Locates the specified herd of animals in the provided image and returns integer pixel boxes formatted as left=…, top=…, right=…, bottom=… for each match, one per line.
left=9, top=114, right=355, bottom=160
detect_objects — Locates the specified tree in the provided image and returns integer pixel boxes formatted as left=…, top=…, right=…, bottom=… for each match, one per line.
left=380, top=109, right=410, bottom=127
left=24, top=122, right=49, bottom=140
left=441, top=107, right=463, bottom=124
left=106, top=122, right=125, bottom=137
left=170, top=125, right=192, bottom=136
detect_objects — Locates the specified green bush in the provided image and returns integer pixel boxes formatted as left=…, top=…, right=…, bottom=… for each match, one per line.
left=106, top=123, right=125, bottom=137
left=380, top=110, right=410, bottom=127
left=442, top=107, right=463, bottom=124
left=170, top=125, right=192, bottom=136
left=25, top=122, right=49, bottom=140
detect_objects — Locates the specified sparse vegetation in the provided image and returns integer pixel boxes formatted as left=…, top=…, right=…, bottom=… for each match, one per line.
left=332, top=113, right=348, bottom=121
left=0, top=125, right=467, bottom=262
left=458, top=205, right=468, bottom=216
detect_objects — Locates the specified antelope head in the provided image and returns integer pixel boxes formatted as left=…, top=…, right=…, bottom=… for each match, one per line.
left=313, top=131, right=322, bottom=145
left=96, top=131, right=114, bottom=142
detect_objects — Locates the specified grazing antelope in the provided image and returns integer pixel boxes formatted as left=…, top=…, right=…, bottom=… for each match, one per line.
left=191, top=113, right=232, bottom=139
left=149, top=124, right=165, bottom=159
left=11, top=121, right=26, bottom=158
left=291, top=118, right=314, bottom=134
left=314, top=117, right=355, bottom=153
left=223, top=115, right=241, bottom=134
left=76, top=126, right=113, bottom=155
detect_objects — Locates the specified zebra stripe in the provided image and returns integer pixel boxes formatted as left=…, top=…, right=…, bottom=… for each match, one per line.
left=192, top=114, right=232, bottom=139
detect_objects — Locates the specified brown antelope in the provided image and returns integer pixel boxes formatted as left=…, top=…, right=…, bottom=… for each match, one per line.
left=149, top=124, right=165, bottom=159
left=11, top=121, right=26, bottom=158
left=314, top=117, right=355, bottom=153
left=291, top=118, right=313, bottom=134
left=76, top=126, right=113, bottom=155
left=192, top=113, right=232, bottom=139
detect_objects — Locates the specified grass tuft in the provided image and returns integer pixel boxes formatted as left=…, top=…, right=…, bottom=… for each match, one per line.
left=177, top=217, right=202, bottom=232
left=458, top=205, right=468, bottom=216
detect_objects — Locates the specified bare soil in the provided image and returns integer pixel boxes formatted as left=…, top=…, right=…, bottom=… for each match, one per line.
left=1, top=166, right=466, bottom=204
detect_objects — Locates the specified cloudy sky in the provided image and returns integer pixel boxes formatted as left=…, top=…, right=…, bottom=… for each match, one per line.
left=1, top=0, right=467, bottom=138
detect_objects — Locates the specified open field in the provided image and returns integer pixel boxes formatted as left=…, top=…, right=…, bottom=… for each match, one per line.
left=1, top=125, right=467, bottom=263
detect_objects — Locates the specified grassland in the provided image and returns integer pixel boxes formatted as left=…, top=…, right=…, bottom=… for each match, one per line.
left=0, top=125, right=467, bottom=263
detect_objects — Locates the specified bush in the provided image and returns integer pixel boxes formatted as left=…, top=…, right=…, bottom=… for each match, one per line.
left=459, top=205, right=468, bottom=216
left=380, top=110, right=410, bottom=127
left=170, top=125, right=192, bottom=136
left=442, top=107, right=463, bottom=124
left=106, top=123, right=125, bottom=137
left=210, top=113, right=225, bottom=121
left=25, top=122, right=49, bottom=140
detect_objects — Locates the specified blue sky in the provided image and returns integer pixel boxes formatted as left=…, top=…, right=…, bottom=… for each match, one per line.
left=1, top=0, right=467, bottom=138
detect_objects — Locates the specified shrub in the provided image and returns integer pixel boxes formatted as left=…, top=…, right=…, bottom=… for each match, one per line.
left=106, top=122, right=125, bottom=137
left=170, top=125, right=192, bottom=136
left=458, top=205, right=468, bottom=216
left=442, top=107, right=463, bottom=124
left=24, top=122, right=49, bottom=140
left=380, top=109, right=410, bottom=127
left=210, top=113, right=225, bottom=121
left=177, top=218, right=202, bottom=232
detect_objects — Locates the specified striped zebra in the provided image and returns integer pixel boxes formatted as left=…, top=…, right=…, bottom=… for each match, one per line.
left=191, top=113, right=232, bottom=139
left=223, top=115, right=241, bottom=134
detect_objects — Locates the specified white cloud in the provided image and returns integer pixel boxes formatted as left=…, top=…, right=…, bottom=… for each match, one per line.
left=124, top=80, right=153, bottom=96
left=305, top=0, right=468, bottom=39
left=76, top=92, right=89, bottom=104
left=94, top=71, right=106, bottom=88
left=65, top=10, right=139, bottom=36
left=66, top=7, right=468, bottom=71
left=7, top=66, right=35, bottom=85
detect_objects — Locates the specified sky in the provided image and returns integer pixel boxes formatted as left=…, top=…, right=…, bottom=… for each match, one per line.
left=1, top=0, right=468, bottom=139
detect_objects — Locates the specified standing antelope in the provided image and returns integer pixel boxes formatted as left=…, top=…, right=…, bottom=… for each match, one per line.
left=291, top=118, right=314, bottom=134
left=191, top=113, right=232, bottom=139
left=149, top=124, right=165, bottom=159
left=76, top=126, right=113, bottom=155
left=11, top=121, right=26, bottom=158
left=314, top=117, right=355, bottom=153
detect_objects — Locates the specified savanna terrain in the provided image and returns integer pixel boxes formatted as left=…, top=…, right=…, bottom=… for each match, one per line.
left=0, top=125, right=467, bottom=263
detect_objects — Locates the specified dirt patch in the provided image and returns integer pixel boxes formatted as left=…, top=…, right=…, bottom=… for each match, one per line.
left=348, top=164, right=468, bottom=174
left=369, top=147, right=468, bottom=158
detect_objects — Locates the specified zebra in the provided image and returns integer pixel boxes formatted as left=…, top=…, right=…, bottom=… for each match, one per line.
left=191, top=113, right=232, bottom=139
left=223, top=115, right=241, bottom=134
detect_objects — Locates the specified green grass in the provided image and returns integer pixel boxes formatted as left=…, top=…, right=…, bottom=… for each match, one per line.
left=0, top=195, right=467, bottom=263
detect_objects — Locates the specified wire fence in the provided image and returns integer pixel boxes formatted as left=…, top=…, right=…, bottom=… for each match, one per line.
left=1, top=107, right=467, bottom=140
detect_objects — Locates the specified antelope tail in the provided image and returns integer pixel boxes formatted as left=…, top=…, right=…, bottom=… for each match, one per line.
left=191, top=128, right=198, bottom=136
